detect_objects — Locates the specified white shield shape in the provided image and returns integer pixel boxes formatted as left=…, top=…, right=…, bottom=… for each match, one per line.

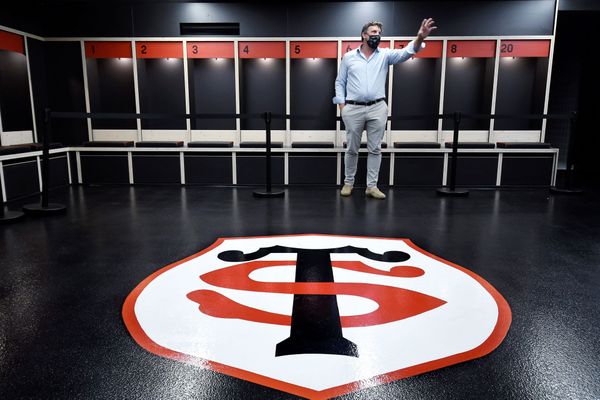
left=123, top=234, right=511, bottom=399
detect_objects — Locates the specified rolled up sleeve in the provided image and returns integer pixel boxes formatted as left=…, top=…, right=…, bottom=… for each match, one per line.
left=406, top=39, right=426, bottom=55
left=387, top=40, right=427, bottom=65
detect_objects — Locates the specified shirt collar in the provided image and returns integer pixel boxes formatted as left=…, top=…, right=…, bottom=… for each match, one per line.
left=357, top=44, right=380, bottom=59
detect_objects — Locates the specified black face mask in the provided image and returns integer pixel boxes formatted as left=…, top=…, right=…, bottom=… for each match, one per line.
left=366, top=34, right=381, bottom=49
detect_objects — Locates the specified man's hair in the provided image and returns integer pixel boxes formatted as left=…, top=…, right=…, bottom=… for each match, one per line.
left=361, top=21, right=383, bottom=37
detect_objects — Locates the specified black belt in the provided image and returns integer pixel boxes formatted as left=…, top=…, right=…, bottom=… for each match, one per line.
left=346, top=98, right=386, bottom=106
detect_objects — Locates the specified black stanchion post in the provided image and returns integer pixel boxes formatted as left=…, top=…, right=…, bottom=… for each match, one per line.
left=550, top=111, right=584, bottom=194
left=23, top=108, right=67, bottom=215
left=253, top=111, right=284, bottom=198
left=266, top=111, right=272, bottom=192
left=437, top=112, right=469, bottom=197
left=41, top=111, right=50, bottom=208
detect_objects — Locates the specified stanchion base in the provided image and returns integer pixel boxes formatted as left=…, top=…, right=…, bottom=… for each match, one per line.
left=253, top=190, right=285, bottom=198
left=0, top=210, right=26, bottom=224
left=550, top=187, right=584, bottom=195
left=436, top=188, right=469, bottom=197
left=22, top=203, right=67, bottom=216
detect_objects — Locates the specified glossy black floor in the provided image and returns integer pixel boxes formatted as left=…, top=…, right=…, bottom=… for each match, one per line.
left=1, top=184, right=599, bottom=400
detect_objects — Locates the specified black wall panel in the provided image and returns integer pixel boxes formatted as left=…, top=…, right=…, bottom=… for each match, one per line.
left=495, top=57, right=548, bottom=130
left=0, top=6, right=45, bottom=36
left=132, top=153, right=181, bottom=184
left=454, top=154, right=498, bottom=186
left=546, top=11, right=591, bottom=168
left=3, top=157, right=39, bottom=200
left=392, top=58, right=442, bottom=130
left=290, top=59, right=337, bottom=130
left=37, top=42, right=87, bottom=145
left=289, top=1, right=555, bottom=37
left=289, top=153, right=338, bottom=184
left=288, top=2, right=395, bottom=39
left=133, top=3, right=288, bottom=37
left=394, top=154, right=444, bottom=186
left=45, top=155, right=70, bottom=189
left=87, top=58, right=136, bottom=130
left=240, top=59, right=285, bottom=130
left=443, top=57, right=495, bottom=130
left=532, top=57, right=550, bottom=118
left=0, top=4, right=133, bottom=38
left=0, top=153, right=57, bottom=203
left=50, top=4, right=134, bottom=38
left=188, top=58, right=236, bottom=130
left=571, top=13, right=600, bottom=182
left=560, top=0, right=600, bottom=10
left=501, top=154, right=554, bottom=186
left=185, top=153, right=232, bottom=185
left=236, top=154, right=284, bottom=185
left=137, top=59, right=186, bottom=130
left=81, top=153, right=129, bottom=184
left=0, top=50, right=33, bottom=132
left=26, top=38, right=48, bottom=142
left=2, top=2, right=556, bottom=38
left=387, top=1, right=555, bottom=36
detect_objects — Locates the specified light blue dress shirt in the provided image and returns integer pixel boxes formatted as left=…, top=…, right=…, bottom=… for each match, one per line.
left=333, top=40, right=425, bottom=104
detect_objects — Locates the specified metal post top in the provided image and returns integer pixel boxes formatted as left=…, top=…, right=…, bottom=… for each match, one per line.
left=263, top=111, right=272, bottom=123
left=453, top=111, right=461, bottom=124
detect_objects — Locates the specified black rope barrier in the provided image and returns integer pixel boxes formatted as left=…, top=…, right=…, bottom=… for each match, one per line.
left=6, top=109, right=579, bottom=222
left=48, top=111, right=576, bottom=122
left=49, top=111, right=265, bottom=120
left=456, top=113, right=574, bottom=120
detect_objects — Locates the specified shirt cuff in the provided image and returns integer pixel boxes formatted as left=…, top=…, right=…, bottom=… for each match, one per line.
left=332, top=96, right=345, bottom=105
left=406, top=40, right=426, bottom=55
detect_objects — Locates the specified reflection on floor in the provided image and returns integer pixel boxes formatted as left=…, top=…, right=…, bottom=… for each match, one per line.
left=1, top=186, right=599, bottom=399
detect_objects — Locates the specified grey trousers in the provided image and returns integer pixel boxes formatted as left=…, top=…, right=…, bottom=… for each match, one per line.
left=341, top=101, right=388, bottom=188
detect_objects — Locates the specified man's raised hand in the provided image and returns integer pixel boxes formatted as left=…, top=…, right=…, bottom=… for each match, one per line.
left=418, top=18, right=437, bottom=39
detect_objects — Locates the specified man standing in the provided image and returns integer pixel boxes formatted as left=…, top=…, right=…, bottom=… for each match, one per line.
left=334, top=19, right=437, bottom=199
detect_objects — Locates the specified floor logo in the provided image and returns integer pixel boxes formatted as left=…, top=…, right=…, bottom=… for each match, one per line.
left=123, top=234, right=511, bottom=399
